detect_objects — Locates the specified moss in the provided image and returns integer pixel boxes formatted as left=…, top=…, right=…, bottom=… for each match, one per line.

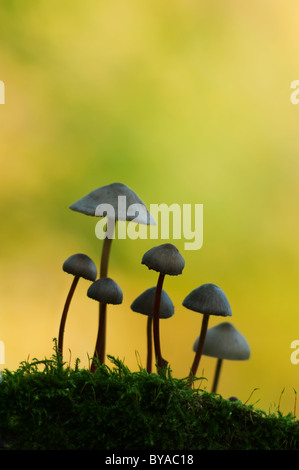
left=0, top=350, right=298, bottom=450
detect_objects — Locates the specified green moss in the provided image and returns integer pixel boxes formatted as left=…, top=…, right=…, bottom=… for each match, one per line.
left=0, top=348, right=298, bottom=450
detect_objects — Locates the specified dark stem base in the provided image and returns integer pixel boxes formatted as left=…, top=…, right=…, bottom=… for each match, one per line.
left=211, top=358, right=223, bottom=393
left=189, top=314, right=209, bottom=383
left=146, top=316, right=153, bottom=373
left=58, top=275, right=80, bottom=359
left=153, top=272, right=168, bottom=371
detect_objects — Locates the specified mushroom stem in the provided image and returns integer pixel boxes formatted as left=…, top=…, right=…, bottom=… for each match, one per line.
left=146, top=316, right=153, bottom=373
left=100, top=234, right=113, bottom=278
left=91, top=228, right=114, bottom=371
left=189, top=313, right=210, bottom=379
left=90, top=302, right=107, bottom=372
left=211, top=358, right=223, bottom=394
left=58, top=275, right=80, bottom=359
left=153, top=272, right=167, bottom=371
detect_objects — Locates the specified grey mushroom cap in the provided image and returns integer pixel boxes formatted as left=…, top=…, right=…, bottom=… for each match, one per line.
left=63, top=253, right=97, bottom=281
left=69, top=182, right=155, bottom=225
left=87, top=278, right=123, bottom=305
left=183, top=283, right=232, bottom=317
left=130, top=287, right=175, bottom=319
left=193, top=322, right=250, bottom=361
left=142, top=243, right=185, bottom=276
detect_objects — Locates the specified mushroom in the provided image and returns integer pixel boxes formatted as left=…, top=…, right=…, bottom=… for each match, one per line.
left=183, top=283, right=232, bottom=380
left=193, top=322, right=250, bottom=393
left=141, top=243, right=185, bottom=370
left=130, top=287, right=175, bottom=373
left=87, top=277, right=123, bottom=372
left=70, top=182, right=154, bottom=364
left=58, top=253, right=97, bottom=359
left=228, top=396, right=240, bottom=402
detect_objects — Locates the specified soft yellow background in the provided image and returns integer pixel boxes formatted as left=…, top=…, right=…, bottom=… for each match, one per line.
left=1, top=0, right=299, bottom=416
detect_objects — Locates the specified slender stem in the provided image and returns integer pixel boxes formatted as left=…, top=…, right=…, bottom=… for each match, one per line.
left=91, top=227, right=114, bottom=371
left=211, top=358, right=223, bottom=393
left=146, top=316, right=153, bottom=373
left=153, top=272, right=167, bottom=371
left=58, top=275, right=80, bottom=359
left=100, top=235, right=113, bottom=278
left=189, top=314, right=210, bottom=379
left=97, top=303, right=107, bottom=365
left=90, top=302, right=107, bottom=373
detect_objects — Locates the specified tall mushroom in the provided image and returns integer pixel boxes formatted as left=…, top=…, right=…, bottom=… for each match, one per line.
left=141, top=243, right=185, bottom=371
left=130, top=287, right=175, bottom=373
left=87, top=277, right=123, bottom=372
left=193, top=322, right=250, bottom=393
left=183, top=283, right=232, bottom=380
left=70, top=182, right=154, bottom=364
left=58, top=253, right=97, bottom=359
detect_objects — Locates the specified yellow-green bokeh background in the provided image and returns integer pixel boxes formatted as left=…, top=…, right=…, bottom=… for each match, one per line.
left=1, top=0, right=299, bottom=416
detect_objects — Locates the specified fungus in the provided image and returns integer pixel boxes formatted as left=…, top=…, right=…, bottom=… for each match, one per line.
left=130, top=287, right=174, bottom=373
left=87, top=277, right=123, bottom=372
left=193, top=321, right=250, bottom=393
left=58, top=253, right=97, bottom=358
left=228, top=396, right=240, bottom=402
left=141, top=243, right=184, bottom=370
left=70, top=182, right=154, bottom=364
left=183, top=283, right=232, bottom=380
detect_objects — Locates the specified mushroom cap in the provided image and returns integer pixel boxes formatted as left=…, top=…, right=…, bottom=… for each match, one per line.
left=193, top=322, right=250, bottom=361
left=63, top=253, right=97, bottom=281
left=87, top=278, right=123, bottom=305
left=130, top=287, right=174, bottom=319
left=183, top=283, right=232, bottom=317
left=141, top=243, right=185, bottom=276
left=69, top=182, right=155, bottom=225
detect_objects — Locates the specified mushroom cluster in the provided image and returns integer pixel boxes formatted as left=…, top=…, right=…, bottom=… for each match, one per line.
left=67, top=182, right=154, bottom=370
left=57, top=182, right=251, bottom=395
left=141, top=243, right=185, bottom=370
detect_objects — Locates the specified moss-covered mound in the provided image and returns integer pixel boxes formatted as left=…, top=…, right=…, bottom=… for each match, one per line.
left=0, top=351, right=298, bottom=450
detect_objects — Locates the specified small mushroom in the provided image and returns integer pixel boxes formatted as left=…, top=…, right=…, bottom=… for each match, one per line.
left=70, top=183, right=154, bottom=365
left=130, top=287, right=174, bottom=373
left=183, top=283, right=232, bottom=380
left=69, top=182, right=154, bottom=222
left=193, top=321, right=250, bottom=393
left=87, top=278, right=123, bottom=372
left=142, top=243, right=184, bottom=370
left=228, top=396, right=240, bottom=402
left=58, top=254, right=97, bottom=358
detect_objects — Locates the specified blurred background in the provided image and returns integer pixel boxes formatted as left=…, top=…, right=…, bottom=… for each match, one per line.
left=0, top=0, right=299, bottom=416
